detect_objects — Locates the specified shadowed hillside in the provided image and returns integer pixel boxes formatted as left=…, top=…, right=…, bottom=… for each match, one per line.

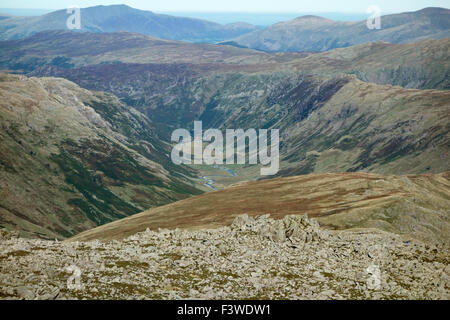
left=0, top=73, right=202, bottom=239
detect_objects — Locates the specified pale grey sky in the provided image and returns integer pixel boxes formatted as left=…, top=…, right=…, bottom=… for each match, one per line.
left=0, top=0, right=448, bottom=13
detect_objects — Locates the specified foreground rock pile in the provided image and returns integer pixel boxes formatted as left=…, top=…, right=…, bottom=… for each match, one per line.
left=0, top=215, right=448, bottom=300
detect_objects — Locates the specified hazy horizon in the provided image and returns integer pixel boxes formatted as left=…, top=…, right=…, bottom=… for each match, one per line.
left=0, top=0, right=447, bottom=13
left=0, top=8, right=375, bottom=25
left=1, top=3, right=447, bottom=26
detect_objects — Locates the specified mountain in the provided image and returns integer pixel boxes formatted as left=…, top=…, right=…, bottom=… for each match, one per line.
left=284, top=40, right=450, bottom=90
left=3, top=32, right=446, bottom=176
left=0, top=4, right=258, bottom=42
left=0, top=32, right=448, bottom=240
left=29, top=67, right=450, bottom=176
left=0, top=73, right=202, bottom=239
left=0, top=30, right=269, bottom=73
left=228, top=7, right=450, bottom=52
left=70, top=171, right=450, bottom=245
left=0, top=31, right=447, bottom=89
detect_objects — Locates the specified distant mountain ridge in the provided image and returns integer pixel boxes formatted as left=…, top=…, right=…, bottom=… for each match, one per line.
left=2, top=30, right=448, bottom=91
left=228, top=7, right=450, bottom=52
left=0, top=4, right=258, bottom=42
left=1, top=5, right=448, bottom=51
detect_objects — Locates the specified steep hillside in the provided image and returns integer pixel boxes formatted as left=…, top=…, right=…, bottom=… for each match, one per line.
left=32, top=66, right=449, bottom=175
left=286, top=39, right=450, bottom=90
left=0, top=4, right=257, bottom=42
left=229, top=8, right=450, bottom=52
left=8, top=33, right=447, bottom=175
left=70, top=172, right=450, bottom=246
left=0, top=33, right=448, bottom=209
left=0, top=73, right=202, bottom=239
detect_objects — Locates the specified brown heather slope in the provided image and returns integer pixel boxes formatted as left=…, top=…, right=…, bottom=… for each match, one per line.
left=70, top=172, right=450, bottom=245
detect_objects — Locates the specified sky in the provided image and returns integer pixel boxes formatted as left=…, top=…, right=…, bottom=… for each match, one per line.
left=0, top=0, right=447, bottom=13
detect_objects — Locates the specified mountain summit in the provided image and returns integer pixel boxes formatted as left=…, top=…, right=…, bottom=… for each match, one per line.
left=228, top=7, right=450, bottom=52
left=0, top=4, right=258, bottom=42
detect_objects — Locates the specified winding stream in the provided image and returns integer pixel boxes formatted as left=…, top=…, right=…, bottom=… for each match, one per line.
left=201, top=165, right=237, bottom=190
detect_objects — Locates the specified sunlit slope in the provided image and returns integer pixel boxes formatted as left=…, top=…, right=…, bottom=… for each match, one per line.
left=70, top=172, right=450, bottom=244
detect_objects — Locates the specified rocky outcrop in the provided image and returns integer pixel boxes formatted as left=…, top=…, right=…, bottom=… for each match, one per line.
left=0, top=228, right=19, bottom=240
left=1, top=215, right=448, bottom=300
left=231, top=214, right=324, bottom=243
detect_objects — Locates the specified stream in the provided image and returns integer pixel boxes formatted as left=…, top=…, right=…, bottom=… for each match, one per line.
left=201, top=165, right=237, bottom=190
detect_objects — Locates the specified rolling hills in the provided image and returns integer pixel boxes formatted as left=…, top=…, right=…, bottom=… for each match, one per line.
left=2, top=31, right=448, bottom=91
left=0, top=30, right=270, bottom=73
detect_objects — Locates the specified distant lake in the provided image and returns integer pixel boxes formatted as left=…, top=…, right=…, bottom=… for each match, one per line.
left=0, top=8, right=370, bottom=26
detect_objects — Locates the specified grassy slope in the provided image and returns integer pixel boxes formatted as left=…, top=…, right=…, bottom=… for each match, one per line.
left=70, top=171, right=450, bottom=245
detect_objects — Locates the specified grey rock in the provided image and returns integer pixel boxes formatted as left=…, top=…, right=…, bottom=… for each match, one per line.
left=16, top=286, right=35, bottom=300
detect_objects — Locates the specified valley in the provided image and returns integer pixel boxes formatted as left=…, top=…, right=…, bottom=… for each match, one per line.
left=0, top=3, right=448, bottom=301
left=0, top=73, right=202, bottom=239
left=0, top=29, right=449, bottom=239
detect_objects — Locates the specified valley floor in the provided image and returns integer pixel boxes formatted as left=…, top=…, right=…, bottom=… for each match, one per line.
left=0, top=215, right=448, bottom=300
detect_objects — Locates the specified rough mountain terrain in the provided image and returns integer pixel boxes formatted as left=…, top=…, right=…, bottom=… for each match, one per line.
left=0, top=15, right=448, bottom=241
left=0, top=30, right=272, bottom=74
left=3, top=32, right=447, bottom=176
left=1, top=31, right=448, bottom=91
left=42, top=69, right=449, bottom=175
left=1, top=215, right=448, bottom=300
left=0, top=6, right=448, bottom=301
left=0, top=73, right=201, bottom=239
